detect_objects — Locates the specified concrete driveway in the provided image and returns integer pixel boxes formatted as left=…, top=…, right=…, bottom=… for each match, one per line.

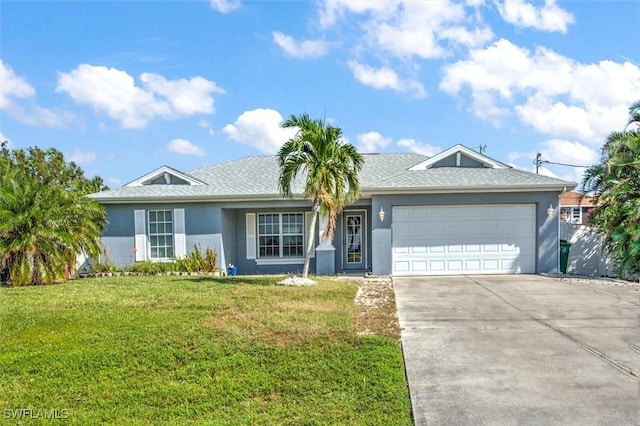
left=394, top=275, right=639, bottom=425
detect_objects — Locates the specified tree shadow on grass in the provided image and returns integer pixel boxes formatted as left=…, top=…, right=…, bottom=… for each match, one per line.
left=189, top=275, right=279, bottom=286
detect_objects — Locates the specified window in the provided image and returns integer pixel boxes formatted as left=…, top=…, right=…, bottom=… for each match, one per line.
left=149, top=210, right=174, bottom=259
left=258, top=213, right=304, bottom=258
left=560, top=207, right=581, bottom=224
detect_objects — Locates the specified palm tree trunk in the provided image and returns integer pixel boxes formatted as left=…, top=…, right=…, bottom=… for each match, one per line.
left=302, top=202, right=320, bottom=279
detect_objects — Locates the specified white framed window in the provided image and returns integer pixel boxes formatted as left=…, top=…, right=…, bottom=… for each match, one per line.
left=257, top=213, right=304, bottom=258
left=560, top=207, right=581, bottom=224
left=148, top=210, right=174, bottom=259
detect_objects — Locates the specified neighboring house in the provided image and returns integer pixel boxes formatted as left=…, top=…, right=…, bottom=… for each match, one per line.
left=90, top=144, right=576, bottom=276
left=560, top=191, right=596, bottom=225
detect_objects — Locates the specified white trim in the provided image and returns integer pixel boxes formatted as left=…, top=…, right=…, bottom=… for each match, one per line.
left=342, top=209, right=367, bottom=271
left=148, top=209, right=175, bottom=260
left=126, top=165, right=205, bottom=187
left=256, top=212, right=306, bottom=260
left=174, top=208, right=186, bottom=258
left=409, top=144, right=509, bottom=170
left=255, top=258, right=305, bottom=266
left=305, top=211, right=316, bottom=258
left=246, top=213, right=256, bottom=260
left=134, top=210, right=147, bottom=261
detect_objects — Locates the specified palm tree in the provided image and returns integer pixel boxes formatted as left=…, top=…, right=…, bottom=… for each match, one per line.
left=278, top=114, right=363, bottom=279
left=0, top=148, right=107, bottom=286
left=582, top=101, right=640, bottom=276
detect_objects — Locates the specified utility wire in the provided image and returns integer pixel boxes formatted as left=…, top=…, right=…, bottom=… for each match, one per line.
left=534, top=152, right=589, bottom=173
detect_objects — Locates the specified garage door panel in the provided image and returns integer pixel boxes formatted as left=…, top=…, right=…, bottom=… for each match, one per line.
left=392, top=204, right=536, bottom=276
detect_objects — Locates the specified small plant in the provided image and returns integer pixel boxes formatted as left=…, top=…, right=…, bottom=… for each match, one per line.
left=91, top=261, right=120, bottom=274
left=175, top=245, right=218, bottom=273
left=126, top=261, right=175, bottom=274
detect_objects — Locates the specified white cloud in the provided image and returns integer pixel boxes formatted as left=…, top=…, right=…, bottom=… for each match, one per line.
left=372, top=2, right=469, bottom=59
left=496, top=0, right=575, bottom=33
left=167, top=138, right=206, bottom=157
left=57, top=64, right=223, bottom=129
left=66, top=149, right=96, bottom=164
left=356, top=131, right=391, bottom=153
left=210, top=0, right=240, bottom=13
left=439, top=26, right=494, bottom=48
left=10, top=105, right=76, bottom=129
left=0, top=60, right=35, bottom=108
left=347, top=61, right=426, bottom=97
left=223, top=108, right=298, bottom=154
left=397, top=138, right=441, bottom=156
left=140, top=73, right=223, bottom=116
left=272, top=32, right=330, bottom=59
left=0, top=60, right=76, bottom=128
left=539, top=139, right=598, bottom=168
left=322, top=1, right=493, bottom=60
left=440, top=39, right=640, bottom=142
left=319, top=0, right=399, bottom=29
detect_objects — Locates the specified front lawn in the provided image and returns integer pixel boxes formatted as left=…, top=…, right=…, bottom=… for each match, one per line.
left=0, top=276, right=411, bottom=425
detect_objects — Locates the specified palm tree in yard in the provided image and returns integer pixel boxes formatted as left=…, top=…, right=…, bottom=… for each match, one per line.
left=278, top=114, right=363, bottom=279
left=582, top=101, right=640, bottom=276
left=0, top=147, right=107, bottom=285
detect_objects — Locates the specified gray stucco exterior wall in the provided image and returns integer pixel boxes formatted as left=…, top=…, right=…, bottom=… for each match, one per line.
left=102, top=203, right=222, bottom=267
left=233, top=202, right=317, bottom=275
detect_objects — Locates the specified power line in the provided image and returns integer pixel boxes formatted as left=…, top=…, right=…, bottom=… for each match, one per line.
left=542, top=160, right=590, bottom=168
left=534, top=152, right=589, bottom=174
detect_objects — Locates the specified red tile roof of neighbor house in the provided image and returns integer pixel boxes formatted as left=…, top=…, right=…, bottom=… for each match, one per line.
left=561, top=192, right=596, bottom=206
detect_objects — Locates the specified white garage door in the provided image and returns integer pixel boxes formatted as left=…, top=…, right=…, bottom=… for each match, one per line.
left=392, top=205, right=536, bottom=276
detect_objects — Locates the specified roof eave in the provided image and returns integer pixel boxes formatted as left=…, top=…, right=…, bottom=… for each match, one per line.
left=364, top=183, right=577, bottom=195
left=89, top=193, right=299, bottom=204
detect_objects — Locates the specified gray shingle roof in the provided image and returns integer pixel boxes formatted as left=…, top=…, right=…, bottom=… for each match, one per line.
left=90, top=152, right=575, bottom=202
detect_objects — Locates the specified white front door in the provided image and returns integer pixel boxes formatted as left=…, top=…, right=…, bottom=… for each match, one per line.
left=392, top=205, right=536, bottom=276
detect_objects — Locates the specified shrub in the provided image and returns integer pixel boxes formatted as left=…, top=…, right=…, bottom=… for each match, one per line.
left=175, top=245, right=218, bottom=273
left=126, top=261, right=175, bottom=274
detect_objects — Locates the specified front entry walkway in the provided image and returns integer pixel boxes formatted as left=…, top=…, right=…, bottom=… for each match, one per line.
left=394, top=275, right=639, bottom=425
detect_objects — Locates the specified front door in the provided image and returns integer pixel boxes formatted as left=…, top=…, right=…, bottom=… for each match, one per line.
left=343, top=212, right=366, bottom=270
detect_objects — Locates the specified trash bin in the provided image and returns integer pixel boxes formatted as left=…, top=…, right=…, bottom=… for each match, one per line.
left=559, top=240, right=571, bottom=274
left=228, top=266, right=237, bottom=276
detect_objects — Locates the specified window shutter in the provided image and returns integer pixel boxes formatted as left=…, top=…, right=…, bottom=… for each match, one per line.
left=305, top=211, right=315, bottom=258
left=134, top=210, right=147, bottom=261
left=246, top=213, right=256, bottom=260
left=174, top=208, right=186, bottom=258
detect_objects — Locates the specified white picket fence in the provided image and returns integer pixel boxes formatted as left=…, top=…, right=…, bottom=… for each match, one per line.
left=560, top=222, right=616, bottom=277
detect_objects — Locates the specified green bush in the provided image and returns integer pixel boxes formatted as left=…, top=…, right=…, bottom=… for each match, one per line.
left=175, top=245, right=218, bottom=273
left=126, top=261, right=175, bottom=274
left=91, top=261, right=121, bottom=273
left=90, top=245, right=218, bottom=276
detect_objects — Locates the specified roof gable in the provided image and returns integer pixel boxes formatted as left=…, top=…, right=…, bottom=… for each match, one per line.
left=409, top=144, right=509, bottom=170
left=125, top=165, right=205, bottom=187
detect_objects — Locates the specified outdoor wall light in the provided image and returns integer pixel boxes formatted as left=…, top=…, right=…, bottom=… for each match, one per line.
left=546, top=204, right=555, bottom=217
left=378, top=207, right=385, bottom=222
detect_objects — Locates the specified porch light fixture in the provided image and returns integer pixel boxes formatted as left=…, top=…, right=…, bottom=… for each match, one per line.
left=546, top=204, right=555, bottom=217
left=378, top=207, right=385, bottom=222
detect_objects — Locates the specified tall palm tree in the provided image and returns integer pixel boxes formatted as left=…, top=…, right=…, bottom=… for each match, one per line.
left=278, top=114, right=363, bottom=279
left=582, top=100, right=640, bottom=275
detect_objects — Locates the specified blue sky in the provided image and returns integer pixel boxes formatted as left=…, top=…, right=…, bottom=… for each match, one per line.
left=1, top=0, right=639, bottom=188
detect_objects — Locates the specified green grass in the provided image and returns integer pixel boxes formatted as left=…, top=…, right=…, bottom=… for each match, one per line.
left=0, top=276, right=412, bottom=425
